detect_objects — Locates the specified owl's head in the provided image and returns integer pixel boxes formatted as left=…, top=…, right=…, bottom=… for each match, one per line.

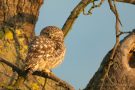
left=40, top=26, right=64, bottom=41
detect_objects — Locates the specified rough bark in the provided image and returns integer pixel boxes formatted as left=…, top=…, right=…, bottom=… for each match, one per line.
left=0, top=0, right=73, bottom=90
left=84, top=30, right=135, bottom=90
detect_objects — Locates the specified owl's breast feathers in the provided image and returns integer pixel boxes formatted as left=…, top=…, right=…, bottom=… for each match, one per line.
left=25, top=36, right=66, bottom=72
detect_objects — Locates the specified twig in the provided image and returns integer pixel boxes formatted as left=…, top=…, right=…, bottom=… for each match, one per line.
left=42, top=78, right=47, bottom=90
left=10, top=28, right=24, bottom=67
left=118, top=31, right=131, bottom=36
left=108, top=0, right=122, bottom=26
left=83, top=0, right=105, bottom=15
left=100, top=59, right=114, bottom=90
left=108, top=0, right=121, bottom=59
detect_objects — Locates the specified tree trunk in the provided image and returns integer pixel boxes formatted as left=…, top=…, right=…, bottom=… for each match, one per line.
left=84, top=30, right=135, bottom=90
left=0, top=0, right=71, bottom=90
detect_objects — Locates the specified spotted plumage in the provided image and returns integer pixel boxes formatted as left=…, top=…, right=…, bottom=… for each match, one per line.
left=25, top=26, right=66, bottom=73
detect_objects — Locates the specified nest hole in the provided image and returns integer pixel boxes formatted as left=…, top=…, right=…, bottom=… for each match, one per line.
left=128, top=50, right=135, bottom=68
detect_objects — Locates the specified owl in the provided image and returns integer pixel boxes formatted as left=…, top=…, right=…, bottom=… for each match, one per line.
left=25, top=26, right=66, bottom=74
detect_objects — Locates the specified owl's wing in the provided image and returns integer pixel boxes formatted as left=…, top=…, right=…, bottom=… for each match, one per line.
left=25, top=36, right=55, bottom=71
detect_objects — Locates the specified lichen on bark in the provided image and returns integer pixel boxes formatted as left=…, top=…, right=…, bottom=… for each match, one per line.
left=0, top=0, right=71, bottom=90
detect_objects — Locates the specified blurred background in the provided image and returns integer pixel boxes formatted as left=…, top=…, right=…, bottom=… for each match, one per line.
left=35, top=0, right=135, bottom=89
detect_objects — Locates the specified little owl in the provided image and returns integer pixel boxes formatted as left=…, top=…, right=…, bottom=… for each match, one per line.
left=25, top=26, right=66, bottom=74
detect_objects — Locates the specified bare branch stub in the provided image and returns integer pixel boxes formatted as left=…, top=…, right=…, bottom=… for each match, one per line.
left=83, top=0, right=105, bottom=15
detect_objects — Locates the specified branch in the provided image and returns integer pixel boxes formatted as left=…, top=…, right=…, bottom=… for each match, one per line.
left=0, top=57, right=23, bottom=75
left=62, top=0, right=93, bottom=37
left=108, top=0, right=121, bottom=59
left=10, top=28, right=24, bottom=67
left=33, top=71, right=74, bottom=90
left=83, top=0, right=105, bottom=15
left=62, top=0, right=135, bottom=38
left=116, top=0, right=135, bottom=4
left=0, top=57, right=74, bottom=90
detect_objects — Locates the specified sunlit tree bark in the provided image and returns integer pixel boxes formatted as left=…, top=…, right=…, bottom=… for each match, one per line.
left=0, top=0, right=73, bottom=90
